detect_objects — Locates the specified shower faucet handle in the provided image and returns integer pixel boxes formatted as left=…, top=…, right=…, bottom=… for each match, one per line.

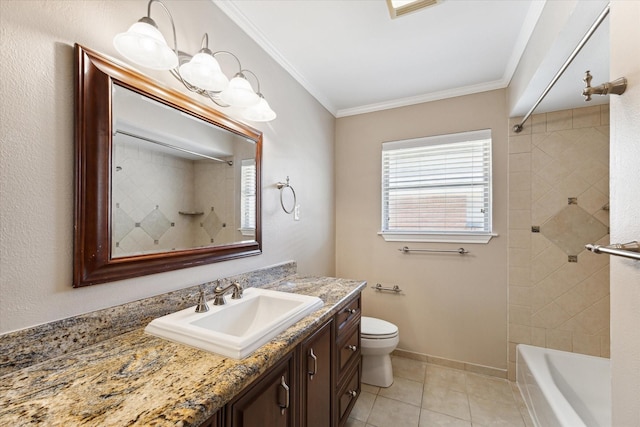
left=582, top=70, right=627, bottom=102
left=583, top=70, right=594, bottom=101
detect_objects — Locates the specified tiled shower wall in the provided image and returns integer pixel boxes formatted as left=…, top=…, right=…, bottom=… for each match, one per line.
left=507, top=105, right=610, bottom=380
left=112, top=140, right=236, bottom=256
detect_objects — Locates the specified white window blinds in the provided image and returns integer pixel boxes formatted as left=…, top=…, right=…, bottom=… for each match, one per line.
left=240, top=159, right=256, bottom=230
left=381, top=129, right=492, bottom=241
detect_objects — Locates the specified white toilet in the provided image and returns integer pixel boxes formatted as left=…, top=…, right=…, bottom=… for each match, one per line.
left=360, top=316, right=399, bottom=388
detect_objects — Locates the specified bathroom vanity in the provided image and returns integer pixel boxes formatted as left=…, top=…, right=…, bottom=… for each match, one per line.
left=219, top=292, right=361, bottom=427
left=0, top=274, right=364, bottom=426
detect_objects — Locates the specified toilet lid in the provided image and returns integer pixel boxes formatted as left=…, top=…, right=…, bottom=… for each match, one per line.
left=361, top=316, right=398, bottom=338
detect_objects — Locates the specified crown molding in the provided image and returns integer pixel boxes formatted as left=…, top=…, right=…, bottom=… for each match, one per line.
left=336, top=79, right=508, bottom=118
left=213, top=0, right=338, bottom=116
left=213, top=0, right=545, bottom=119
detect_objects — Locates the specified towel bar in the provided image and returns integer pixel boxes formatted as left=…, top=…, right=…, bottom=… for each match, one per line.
left=399, top=246, right=468, bottom=255
left=371, top=283, right=402, bottom=293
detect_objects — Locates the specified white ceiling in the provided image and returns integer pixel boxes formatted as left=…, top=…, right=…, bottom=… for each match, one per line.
left=214, top=0, right=610, bottom=118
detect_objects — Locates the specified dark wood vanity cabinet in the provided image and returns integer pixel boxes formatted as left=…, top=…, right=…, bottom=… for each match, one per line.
left=334, top=297, right=362, bottom=427
left=300, top=320, right=333, bottom=427
left=203, top=293, right=361, bottom=427
left=200, top=411, right=222, bottom=427
left=225, top=352, right=296, bottom=427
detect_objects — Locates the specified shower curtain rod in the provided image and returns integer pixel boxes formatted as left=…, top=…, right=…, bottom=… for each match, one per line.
left=513, top=3, right=610, bottom=133
left=114, top=129, right=233, bottom=165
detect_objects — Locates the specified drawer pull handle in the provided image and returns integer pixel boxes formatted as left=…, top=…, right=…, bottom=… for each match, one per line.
left=279, top=376, right=290, bottom=415
left=345, top=308, right=357, bottom=314
left=347, top=390, right=357, bottom=398
left=308, top=348, right=318, bottom=380
left=347, top=345, right=357, bottom=352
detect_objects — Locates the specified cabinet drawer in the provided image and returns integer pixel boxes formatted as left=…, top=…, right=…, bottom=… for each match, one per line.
left=337, top=323, right=360, bottom=379
left=337, top=361, right=361, bottom=426
left=336, top=296, right=361, bottom=334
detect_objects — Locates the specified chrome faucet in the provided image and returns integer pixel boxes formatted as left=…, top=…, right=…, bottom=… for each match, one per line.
left=212, top=281, right=243, bottom=305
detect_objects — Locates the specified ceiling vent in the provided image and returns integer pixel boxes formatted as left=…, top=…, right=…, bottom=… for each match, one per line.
left=386, top=0, right=442, bottom=19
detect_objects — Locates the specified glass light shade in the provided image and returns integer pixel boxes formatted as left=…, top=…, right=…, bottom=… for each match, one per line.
left=219, top=75, right=260, bottom=108
left=242, top=96, right=277, bottom=122
left=179, top=52, right=229, bottom=92
left=113, top=21, right=178, bottom=70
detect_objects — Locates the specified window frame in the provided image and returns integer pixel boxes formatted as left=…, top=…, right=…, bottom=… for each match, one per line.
left=239, top=158, right=256, bottom=237
left=378, top=129, right=497, bottom=244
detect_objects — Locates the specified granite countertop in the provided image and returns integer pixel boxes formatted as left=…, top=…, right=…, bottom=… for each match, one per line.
left=0, top=276, right=365, bottom=426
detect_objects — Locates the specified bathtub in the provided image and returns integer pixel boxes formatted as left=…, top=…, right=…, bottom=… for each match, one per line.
left=516, top=344, right=611, bottom=427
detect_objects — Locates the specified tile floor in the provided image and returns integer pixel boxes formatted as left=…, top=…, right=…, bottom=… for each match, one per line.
left=347, top=356, right=534, bottom=427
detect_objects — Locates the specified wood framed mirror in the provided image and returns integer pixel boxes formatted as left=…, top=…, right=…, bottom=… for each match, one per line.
left=73, top=44, right=262, bottom=287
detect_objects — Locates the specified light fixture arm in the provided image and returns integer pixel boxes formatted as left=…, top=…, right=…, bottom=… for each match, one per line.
left=212, top=50, right=243, bottom=74
left=145, top=0, right=179, bottom=66
left=200, top=32, right=210, bottom=51
left=241, top=69, right=262, bottom=95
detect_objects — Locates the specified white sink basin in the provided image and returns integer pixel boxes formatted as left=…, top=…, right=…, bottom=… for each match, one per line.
left=145, top=287, right=324, bottom=359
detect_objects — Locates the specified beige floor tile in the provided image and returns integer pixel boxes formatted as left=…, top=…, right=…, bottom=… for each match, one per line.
left=425, top=364, right=466, bottom=392
left=345, top=418, right=367, bottom=427
left=379, top=376, right=423, bottom=406
left=468, top=394, right=525, bottom=427
left=392, top=356, right=427, bottom=380
left=422, top=384, right=471, bottom=421
left=362, top=383, right=381, bottom=394
left=354, top=357, right=534, bottom=426
left=368, top=395, right=421, bottom=427
left=419, top=409, right=472, bottom=426
left=465, top=373, right=514, bottom=404
left=351, top=390, right=377, bottom=422
left=510, top=382, right=535, bottom=427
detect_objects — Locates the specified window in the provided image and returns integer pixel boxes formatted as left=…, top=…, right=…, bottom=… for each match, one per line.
left=386, top=0, right=442, bottom=19
left=380, top=129, right=494, bottom=243
left=240, top=159, right=256, bottom=235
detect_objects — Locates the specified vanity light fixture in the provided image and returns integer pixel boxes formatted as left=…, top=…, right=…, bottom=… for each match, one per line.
left=113, top=0, right=276, bottom=122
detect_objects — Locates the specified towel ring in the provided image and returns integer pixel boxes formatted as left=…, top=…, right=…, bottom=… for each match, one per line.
left=276, top=176, right=297, bottom=214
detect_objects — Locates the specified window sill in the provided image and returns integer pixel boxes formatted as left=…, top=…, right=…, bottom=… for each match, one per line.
left=239, top=228, right=256, bottom=237
left=378, top=232, right=497, bottom=244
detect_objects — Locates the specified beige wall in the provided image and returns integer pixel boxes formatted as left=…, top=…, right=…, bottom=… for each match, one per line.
left=335, top=90, right=509, bottom=371
left=0, top=0, right=335, bottom=334
left=507, top=105, right=611, bottom=380
left=610, top=1, right=640, bottom=425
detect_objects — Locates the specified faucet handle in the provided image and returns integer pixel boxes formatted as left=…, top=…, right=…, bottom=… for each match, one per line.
left=213, top=280, right=226, bottom=305
left=583, top=70, right=593, bottom=101
left=195, top=285, right=209, bottom=313
left=232, top=281, right=243, bottom=299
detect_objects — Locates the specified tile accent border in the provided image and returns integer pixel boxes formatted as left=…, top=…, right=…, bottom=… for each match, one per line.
left=392, top=348, right=508, bottom=379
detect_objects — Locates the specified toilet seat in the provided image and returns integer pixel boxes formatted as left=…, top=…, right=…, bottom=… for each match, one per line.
left=361, top=316, right=398, bottom=339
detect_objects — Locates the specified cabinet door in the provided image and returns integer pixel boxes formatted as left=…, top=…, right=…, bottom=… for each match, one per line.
left=300, top=320, right=333, bottom=427
left=200, top=410, right=221, bottom=427
left=227, top=352, right=296, bottom=427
